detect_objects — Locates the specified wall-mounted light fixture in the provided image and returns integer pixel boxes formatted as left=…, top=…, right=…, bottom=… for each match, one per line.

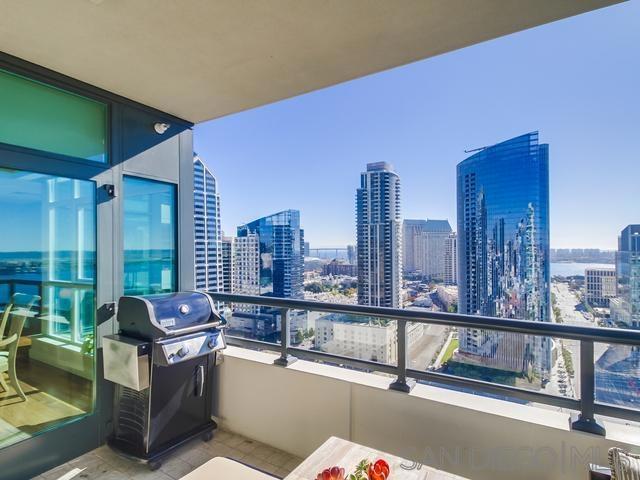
left=154, top=122, right=170, bottom=134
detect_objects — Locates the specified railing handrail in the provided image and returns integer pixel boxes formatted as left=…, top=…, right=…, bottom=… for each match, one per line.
left=208, top=290, right=640, bottom=433
left=207, top=291, right=640, bottom=346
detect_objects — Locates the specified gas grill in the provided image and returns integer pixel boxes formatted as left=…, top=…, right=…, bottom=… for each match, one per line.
left=103, top=291, right=226, bottom=469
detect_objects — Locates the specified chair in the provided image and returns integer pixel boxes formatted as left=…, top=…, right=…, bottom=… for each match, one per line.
left=0, top=315, right=27, bottom=401
left=0, top=293, right=40, bottom=402
left=0, top=293, right=40, bottom=341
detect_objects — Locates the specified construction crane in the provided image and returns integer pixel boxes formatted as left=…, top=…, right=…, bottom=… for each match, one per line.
left=464, top=145, right=490, bottom=154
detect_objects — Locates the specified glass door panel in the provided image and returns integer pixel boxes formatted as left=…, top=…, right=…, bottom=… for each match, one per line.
left=0, top=167, right=96, bottom=449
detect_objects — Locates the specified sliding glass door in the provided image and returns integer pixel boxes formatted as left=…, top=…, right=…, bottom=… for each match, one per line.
left=0, top=168, right=96, bottom=449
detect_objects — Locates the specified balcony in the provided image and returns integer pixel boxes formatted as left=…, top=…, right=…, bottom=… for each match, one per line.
left=32, top=293, right=640, bottom=480
left=0, top=1, right=636, bottom=479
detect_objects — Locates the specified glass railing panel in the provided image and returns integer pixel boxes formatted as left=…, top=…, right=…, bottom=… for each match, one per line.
left=224, top=304, right=283, bottom=347
left=594, top=341, right=640, bottom=410
left=289, top=309, right=397, bottom=369
left=409, top=324, right=576, bottom=399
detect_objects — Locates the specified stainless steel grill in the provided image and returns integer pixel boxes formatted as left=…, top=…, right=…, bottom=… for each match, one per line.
left=104, top=291, right=226, bottom=470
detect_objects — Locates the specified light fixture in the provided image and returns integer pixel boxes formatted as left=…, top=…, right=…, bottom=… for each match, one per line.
left=154, top=122, right=170, bottom=134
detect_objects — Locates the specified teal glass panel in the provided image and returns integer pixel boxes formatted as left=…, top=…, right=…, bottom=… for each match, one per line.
left=123, top=176, right=177, bottom=295
left=0, top=68, right=107, bottom=162
left=0, top=167, right=96, bottom=449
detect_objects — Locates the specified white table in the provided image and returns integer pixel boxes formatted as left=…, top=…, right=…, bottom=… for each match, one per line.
left=285, top=437, right=468, bottom=480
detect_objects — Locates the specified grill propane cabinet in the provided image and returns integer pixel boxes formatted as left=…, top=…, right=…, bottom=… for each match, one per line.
left=103, top=292, right=226, bottom=469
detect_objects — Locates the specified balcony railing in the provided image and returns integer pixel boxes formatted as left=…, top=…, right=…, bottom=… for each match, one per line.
left=208, top=291, right=640, bottom=436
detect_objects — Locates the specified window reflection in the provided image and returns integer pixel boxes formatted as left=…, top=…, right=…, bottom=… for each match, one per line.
left=0, top=168, right=95, bottom=449
left=123, top=176, right=176, bottom=295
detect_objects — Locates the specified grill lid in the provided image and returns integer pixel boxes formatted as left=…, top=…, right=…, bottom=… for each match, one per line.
left=117, top=291, right=224, bottom=340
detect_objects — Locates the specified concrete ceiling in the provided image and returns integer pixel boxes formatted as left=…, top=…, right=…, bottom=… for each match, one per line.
left=0, top=0, right=621, bottom=123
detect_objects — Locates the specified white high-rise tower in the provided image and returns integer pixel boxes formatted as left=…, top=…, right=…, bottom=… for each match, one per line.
left=193, top=155, right=222, bottom=291
left=356, top=162, right=402, bottom=308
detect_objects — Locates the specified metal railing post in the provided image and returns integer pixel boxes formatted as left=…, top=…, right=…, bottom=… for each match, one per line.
left=389, top=319, right=415, bottom=392
left=274, top=307, right=297, bottom=366
left=571, top=340, right=605, bottom=435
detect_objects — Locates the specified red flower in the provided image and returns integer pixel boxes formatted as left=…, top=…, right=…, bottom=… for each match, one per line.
left=367, top=459, right=390, bottom=480
left=316, top=466, right=345, bottom=480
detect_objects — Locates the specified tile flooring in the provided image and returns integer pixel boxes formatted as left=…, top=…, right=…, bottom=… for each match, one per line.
left=33, top=429, right=303, bottom=480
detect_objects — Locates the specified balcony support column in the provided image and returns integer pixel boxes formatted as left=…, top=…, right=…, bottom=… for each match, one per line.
left=571, top=340, right=605, bottom=436
left=389, top=319, right=415, bottom=393
left=274, top=307, right=297, bottom=367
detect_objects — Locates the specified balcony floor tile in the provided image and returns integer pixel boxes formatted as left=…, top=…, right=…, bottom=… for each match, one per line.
left=33, top=429, right=303, bottom=480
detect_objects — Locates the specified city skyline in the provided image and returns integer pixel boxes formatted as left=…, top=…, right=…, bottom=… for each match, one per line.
left=193, top=2, right=638, bottom=250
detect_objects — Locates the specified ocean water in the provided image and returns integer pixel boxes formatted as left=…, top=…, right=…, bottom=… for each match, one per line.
left=551, top=262, right=614, bottom=277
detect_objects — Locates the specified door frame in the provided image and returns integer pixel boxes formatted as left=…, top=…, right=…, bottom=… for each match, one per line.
left=0, top=51, right=194, bottom=479
left=0, top=146, right=117, bottom=479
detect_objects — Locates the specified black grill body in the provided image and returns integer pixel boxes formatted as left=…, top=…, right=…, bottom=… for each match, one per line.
left=105, top=291, right=226, bottom=468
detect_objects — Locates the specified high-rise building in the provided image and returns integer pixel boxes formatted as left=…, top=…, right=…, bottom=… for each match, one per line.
left=356, top=162, right=402, bottom=308
left=444, top=232, right=458, bottom=285
left=614, top=224, right=640, bottom=329
left=220, top=236, right=233, bottom=293
left=193, top=155, right=222, bottom=291
left=584, top=267, right=616, bottom=307
left=303, top=241, right=310, bottom=257
left=403, top=220, right=427, bottom=274
left=457, top=132, right=551, bottom=374
left=595, top=225, right=640, bottom=408
left=346, top=245, right=357, bottom=265
left=232, top=233, right=260, bottom=296
left=403, top=219, right=452, bottom=279
left=237, top=210, right=304, bottom=299
left=423, top=220, right=452, bottom=280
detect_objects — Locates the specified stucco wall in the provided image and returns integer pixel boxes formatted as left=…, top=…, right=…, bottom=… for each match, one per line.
left=216, top=346, right=640, bottom=480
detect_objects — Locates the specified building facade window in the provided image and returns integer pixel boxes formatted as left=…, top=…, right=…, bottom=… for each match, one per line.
left=0, top=68, right=107, bottom=162
left=123, top=176, right=177, bottom=295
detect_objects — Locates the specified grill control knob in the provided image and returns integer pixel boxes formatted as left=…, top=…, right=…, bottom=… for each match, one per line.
left=177, top=346, right=190, bottom=358
left=207, top=338, right=217, bottom=349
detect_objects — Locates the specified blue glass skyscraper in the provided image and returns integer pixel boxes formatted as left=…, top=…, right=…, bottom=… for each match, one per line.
left=237, top=209, right=304, bottom=299
left=457, top=132, right=551, bottom=374
left=595, top=225, right=640, bottom=408
left=614, top=225, right=640, bottom=329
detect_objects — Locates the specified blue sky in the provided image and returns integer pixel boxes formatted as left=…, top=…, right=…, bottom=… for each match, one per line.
left=194, top=2, right=639, bottom=250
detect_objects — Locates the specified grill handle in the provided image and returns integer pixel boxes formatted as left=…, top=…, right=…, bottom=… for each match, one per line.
left=196, top=365, right=205, bottom=397
left=169, top=319, right=226, bottom=336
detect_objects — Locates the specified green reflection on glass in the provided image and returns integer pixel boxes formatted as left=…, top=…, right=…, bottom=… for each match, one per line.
left=0, top=69, right=107, bottom=162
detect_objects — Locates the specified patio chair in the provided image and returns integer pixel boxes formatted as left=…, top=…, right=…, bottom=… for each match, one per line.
left=0, top=314, right=28, bottom=401
left=0, top=293, right=40, bottom=401
left=0, top=293, right=40, bottom=341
